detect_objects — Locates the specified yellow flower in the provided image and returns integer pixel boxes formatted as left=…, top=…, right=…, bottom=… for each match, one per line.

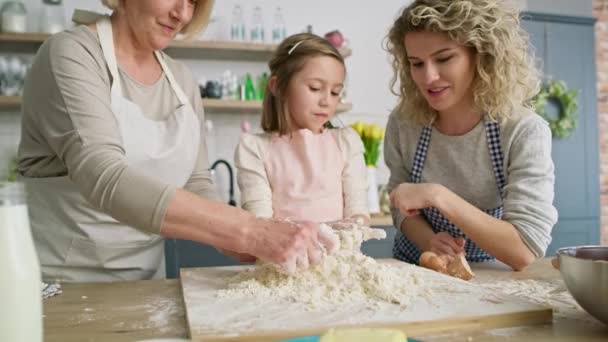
left=370, top=124, right=383, bottom=141
left=352, top=120, right=384, bottom=167
left=362, top=124, right=372, bottom=140
left=362, top=123, right=381, bottom=142
left=351, top=121, right=365, bottom=136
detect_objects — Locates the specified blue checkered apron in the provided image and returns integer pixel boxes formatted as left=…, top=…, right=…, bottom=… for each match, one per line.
left=392, top=120, right=506, bottom=263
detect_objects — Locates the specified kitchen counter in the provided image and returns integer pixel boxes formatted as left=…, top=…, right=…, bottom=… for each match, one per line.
left=43, top=258, right=608, bottom=341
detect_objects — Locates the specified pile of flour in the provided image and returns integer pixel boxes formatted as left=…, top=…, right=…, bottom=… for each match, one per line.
left=216, top=223, right=423, bottom=309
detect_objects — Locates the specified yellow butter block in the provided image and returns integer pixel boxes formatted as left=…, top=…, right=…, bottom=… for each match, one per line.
left=319, top=328, right=406, bottom=342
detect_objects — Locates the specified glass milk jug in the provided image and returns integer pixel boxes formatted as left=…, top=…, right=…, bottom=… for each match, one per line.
left=0, top=182, right=43, bottom=342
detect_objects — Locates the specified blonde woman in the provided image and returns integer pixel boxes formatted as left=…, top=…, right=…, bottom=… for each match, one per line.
left=18, top=0, right=334, bottom=282
left=384, top=0, right=557, bottom=271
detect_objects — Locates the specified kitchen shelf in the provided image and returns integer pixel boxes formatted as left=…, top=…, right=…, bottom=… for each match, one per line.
left=202, top=99, right=353, bottom=113
left=0, top=96, right=20, bottom=108
left=0, top=96, right=353, bottom=113
left=370, top=214, right=393, bottom=227
left=0, top=32, right=49, bottom=43
left=0, top=33, right=353, bottom=60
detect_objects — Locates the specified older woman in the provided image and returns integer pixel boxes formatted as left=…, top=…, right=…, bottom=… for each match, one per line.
left=18, top=0, right=331, bottom=282
left=384, top=0, right=558, bottom=271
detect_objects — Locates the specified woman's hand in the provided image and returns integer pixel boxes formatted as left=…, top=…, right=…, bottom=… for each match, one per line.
left=429, top=232, right=465, bottom=256
left=389, top=183, right=443, bottom=216
left=419, top=250, right=474, bottom=280
left=217, top=248, right=257, bottom=263
left=243, top=219, right=337, bottom=274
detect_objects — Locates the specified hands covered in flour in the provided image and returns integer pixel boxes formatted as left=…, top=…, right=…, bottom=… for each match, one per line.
left=217, top=248, right=257, bottom=263
left=242, top=219, right=339, bottom=275
left=324, top=218, right=387, bottom=251
left=275, top=221, right=341, bottom=274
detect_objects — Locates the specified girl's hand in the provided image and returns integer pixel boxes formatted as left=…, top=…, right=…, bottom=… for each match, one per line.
left=429, top=232, right=465, bottom=256
left=389, top=183, right=443, bottom=216
left=324, top=215, right=369, bottom=230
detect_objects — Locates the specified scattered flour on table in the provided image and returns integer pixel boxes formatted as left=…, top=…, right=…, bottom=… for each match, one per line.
left=112, top=296, right=183, bottom=334
left=147, top=298, right=183, bottom=330
left=41, top=282, right=62, bottom=299
left=217, top=224, right=424, bottom=309
left=69, top=294, right=182, bottom=334
left=475, top=277, right=597, bottom=323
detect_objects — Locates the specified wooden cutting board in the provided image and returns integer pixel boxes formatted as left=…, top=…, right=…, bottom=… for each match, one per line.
left=180, top=260, right=552, bottom=342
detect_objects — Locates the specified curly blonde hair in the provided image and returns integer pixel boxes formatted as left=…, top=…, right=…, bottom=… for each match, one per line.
left=262, top=33, right=345, bottom=135
left=101, top=0, right=214, bottom=39
left=385, top=0, right=541, bottom=124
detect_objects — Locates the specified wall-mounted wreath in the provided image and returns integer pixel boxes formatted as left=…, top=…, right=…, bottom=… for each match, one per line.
left=532, top=80, right=579, bottom=139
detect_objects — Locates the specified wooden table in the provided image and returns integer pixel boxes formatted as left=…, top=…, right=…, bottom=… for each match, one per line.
left=44, top=259, right=608, bottom=342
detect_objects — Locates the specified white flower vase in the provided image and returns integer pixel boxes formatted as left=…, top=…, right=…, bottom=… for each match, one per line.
left=367, top=166, right=380, bottom=214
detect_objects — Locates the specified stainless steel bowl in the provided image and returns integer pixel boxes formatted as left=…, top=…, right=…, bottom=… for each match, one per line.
left=556, top=246, right=608, bottom=325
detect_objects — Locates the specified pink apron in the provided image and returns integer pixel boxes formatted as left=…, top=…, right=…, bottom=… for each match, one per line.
left=264, top=129, right=344, bottom=222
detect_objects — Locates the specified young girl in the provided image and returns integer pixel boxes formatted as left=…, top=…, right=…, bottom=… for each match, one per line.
left=235, top=33, right=369, bottom=225
left=384, top=0, right=558, bottom=271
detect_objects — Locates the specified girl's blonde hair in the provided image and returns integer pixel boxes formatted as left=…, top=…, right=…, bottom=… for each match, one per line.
left=385, top=0, right=541, bottom=124
left=262, top=33, right=345, bottom=135
left=101, top=0, right=214, bottom=39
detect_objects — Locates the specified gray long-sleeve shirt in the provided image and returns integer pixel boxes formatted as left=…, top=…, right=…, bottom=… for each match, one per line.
left=18, top=25, right=219, bottom=235
left=384, top=108, right=558, bottom=257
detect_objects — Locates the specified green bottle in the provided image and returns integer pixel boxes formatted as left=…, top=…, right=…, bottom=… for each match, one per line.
left=256, top=72, right=268, bottom=100
left=244, top=73, right=256, bottom=101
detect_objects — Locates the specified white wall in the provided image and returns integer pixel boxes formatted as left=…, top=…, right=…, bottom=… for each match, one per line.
left=0, top=0, right=595, bottom=203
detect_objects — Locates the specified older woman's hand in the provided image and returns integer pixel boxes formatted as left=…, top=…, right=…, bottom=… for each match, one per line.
left=217, top=248, right=257, bottom=263
left=244, top=219, right=337, bottom=274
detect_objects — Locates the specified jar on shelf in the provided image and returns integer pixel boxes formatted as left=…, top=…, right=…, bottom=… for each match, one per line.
left=0, top=1, right=28, bottom=33
left=0, top=56, right=27, bottom=96
left=40, top=0, right=66, bottom=34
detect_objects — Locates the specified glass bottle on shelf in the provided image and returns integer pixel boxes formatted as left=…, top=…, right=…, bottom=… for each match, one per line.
left=250, top=6, right=264, bottom=43
left=39, top=0, right=65, bottom=34
left=0, top=182, right=43, bottom=342
left=256, top=72, right=268, bottom=100
left=230, top=74, right=239, bottom=100
left=220, top=70, right=230, bottom=99
left=230, top=4, right=245, bottom=41
left=272, top=7, right=286, bottom=43
left=244, top=73, right=256, bottom=100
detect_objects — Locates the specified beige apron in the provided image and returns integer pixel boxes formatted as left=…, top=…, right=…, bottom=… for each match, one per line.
left=23, top=17, right=199, bottom=282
